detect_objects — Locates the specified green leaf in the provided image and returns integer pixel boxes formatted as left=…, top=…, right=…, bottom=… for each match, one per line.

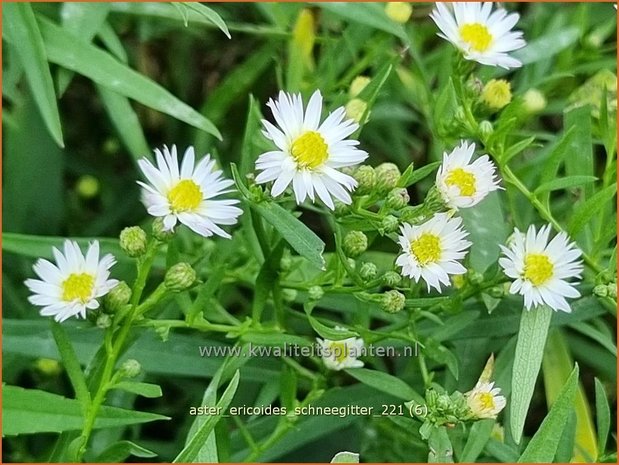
left=399, top=161, right=441, bottom=188
left=459, top=191, right=508, bottom=272
left=568, top=184, right=617, bottom=236
left=355, top=58, right=398, bottom=133
left=97, top=86, right=151, bottom=163
left=513, top=27, right=579, bottom=65
left=240, top=95, right=266, bottom=176
left=428, top=426, right=454, bottom=463
left=534, top=175, right=597, bottom=194
left=232, top=165, right=326, bottom=270
left=36, top=16, right=221, bottom=139
left=460, top=419, right=494, bottom=462
left=564, top=105, right=595, bottom=200
left=510, top=305, right=553, bottom=444
left=331, top=451, right=360, bottom=463
left=95, top=440, right=157, bottom=462
left=173, top=370, right=240, bottom=462
left=518, top=364, right=580, bottom=462
left=3, top=385, right=168, bottom=436
left=502, top=136, right=537, bottom=164
left=51, top=321, right=90, bottom=409
left=304, top=304, right=358, bottom=341
left=316, top=3, right=408, bottom=42
left=241, top=331, right=313, bottom=348
left=3, top=3, right=64, bottom=147
left=112, top=381, right=162, bottom=398
left=345, top=367, right=423, bottom=403
left=594, top=378, right=611, bottom=453
left=110, top=2, right=230, bottom=38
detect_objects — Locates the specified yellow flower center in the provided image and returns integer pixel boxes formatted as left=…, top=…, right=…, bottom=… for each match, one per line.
left=460, top=23, right=493, bottom=52
left=445, top=168, right=477, bottom=197
left=291, top=131, right=329, bottom=169
left=524, top=254, right=554, bottom=286
left=479, top=392, right=495, bottom=410
left=62, top=273, right=95, bottom=303
left=167, top=179, right=202, bottom=212
left=329, top=341, right=350, bottom=363
left=411, top=233, right=442, bottom=265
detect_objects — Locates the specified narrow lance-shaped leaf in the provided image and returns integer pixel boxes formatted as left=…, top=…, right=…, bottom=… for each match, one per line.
left=3, top=3, right=64, bottom=147
left=510, top=305, right=553, bottom=444
left=36, top=16, right=221, bottom=139
left=518, top=364, right=580, bottom=462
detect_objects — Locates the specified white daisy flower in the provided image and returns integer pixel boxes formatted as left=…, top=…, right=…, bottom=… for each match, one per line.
left=137, top=145, right=242, bottom=239
left=430, top=2, right=526, bottom=69
left=25, top=240, right=118, bottom=323
left=255, top=90, right=368, bottom=209
left=466, top=381, right=506, bottom=419
left=436, top=141, right=501, bottom=209
left=396, top=213, right=471, bottom=292
left=499, top=224, right=583, bottom=312
left=317, top=333, right=365, bottom=371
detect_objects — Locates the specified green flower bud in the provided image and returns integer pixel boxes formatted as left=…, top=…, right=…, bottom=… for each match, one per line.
left=120, top=359, right=141, bottom=378
left=96, top=313, right=112, bottom=329
left=386, top=187, right=410, bottom=210
left=308, top=285, right=324, bottom=301
left=607, top=283, right=617, bottom=299
left=347, top=258, right=357, bottom=270
left=282, top=288, right=298, bottom=302
left=103, top=138, right=120, bottom=155
left=375, top=163, right=401, bottom=193
left=152, top=217, right=175, bottom=242
left=340, top=166, right=357, bottom=177
left=343, top=231, right=368, bottom=258
left=165, top=262, right=196, bottom=291
left=488, top=285, right=504, bottom=298
left=34, top=358, right=62, bottom=376
left=479, top=120, right=494, bottom=140
left=353, top=165, right=377, bottom=194
left=349, top=75, right=371, bottom=98
left=468, top=270, right=484, bottom=285
left=523, top=88, right=547, bottom=114
left=359, top=262, right=378, bottom=281
left=424, top=186, right=447, bottom=213
left=385, top=2, right=412, bottom=23
left=381, top=215, right=399, bottom=233
left=380, top=290, right=406, bottom=313
left=119, top=226, right=147, bottom=257
left=334, top=200, right=351, bottom=216
left=383, top=271, right=402, bottom=287
left=345, top=98, right=370, bottom=124
left=454, top=106, right=466, bottom=123
left=104, top=281, right=132, bottom=313
left=76, top=175, right=100, bottom=199
left=594, top=284, right=609, bottom=298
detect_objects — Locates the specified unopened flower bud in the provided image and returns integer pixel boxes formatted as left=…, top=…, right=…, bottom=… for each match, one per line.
left=104, top=281, right=132, bottom=312
left=165, top=262, right=196, bottom=291
left=76, top=175, right=100, bottom=199
left=385, top=2, right=413, bottom=23
left=96, top=313, right=112, bottom=329
left=120, top=359, right=141, bottom=378
left=375, top=163, right=401, bottom=193
left=334, top=200, right=351, bottom=216
left=343, top=231, right=368, bottom=257
left=152, top=217, right=174, bottom=241
left=381, top=215, right=399, bottom=233
left=479, top=120, right=494, bottom=140
left=350, top=75, right=371, bottom=98
left=345, top=98, right=369, bottom=124
left=454, top=106, right=466, bottom=122
left=34, top=358, right=62, bottom=376
left=423, top=187, right=447, bottom=213
left=380, top=290, right=406, bottom=313
left=383, top=271, right=402, bottom=287
left=282, top=288, right=298, bottom=302
left=481, top=79, right=512, bottom=110
left=468, top=270, right=484, bottom=285
left=594, top=285, right=609, bottom=298
left=488, top=285, right=504, bottom=298
left=607, top=283, right=617, bottom=299
left=386, top=187, right=410, bottom=210
left=353, top=165, right=377, bottom=195
left=347, top=258, right=357, bottom=270
left=119, top=226, right=147, bottom=257
left=359, top=262, right=378, bottom=281
left=308, top=285, right=324, bottom=301
left=523, top=89, right=547, bottom=114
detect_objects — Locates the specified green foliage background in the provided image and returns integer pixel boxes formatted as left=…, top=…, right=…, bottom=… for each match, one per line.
left=2, top=2, right=617, bottom=463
